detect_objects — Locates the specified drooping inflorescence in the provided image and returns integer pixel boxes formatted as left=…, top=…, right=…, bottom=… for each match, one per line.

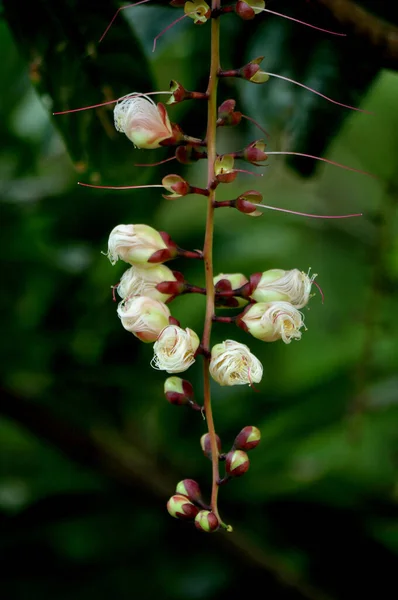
left=60, top=0, right=371, bottom=532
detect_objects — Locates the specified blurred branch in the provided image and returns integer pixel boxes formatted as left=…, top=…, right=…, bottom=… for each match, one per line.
left=0, top=388, right=334, bottom=600
left=315, top=0, right=398, bottom=66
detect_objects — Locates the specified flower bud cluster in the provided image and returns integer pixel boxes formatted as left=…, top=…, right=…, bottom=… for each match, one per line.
left=167, top=479, right=219, bottom=533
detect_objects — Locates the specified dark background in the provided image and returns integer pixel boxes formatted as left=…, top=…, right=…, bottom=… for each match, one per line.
left=1, top=1, right=398, bottom=599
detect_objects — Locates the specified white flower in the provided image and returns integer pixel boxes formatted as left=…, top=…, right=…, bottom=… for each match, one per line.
left=114, top=95, right=173, bottom=149
left=151, top=326, right=200, bottom=373
left=209, top=340, right=263, bottom=386
left=117, top=296, right=170, bottom=343
left=117, top=264, right=177, bottom=303
left=240, top=301, right=305, bottom=343
left=250, top=268, right=315, bottom=308
left=107, top=224, right=168, bottom=266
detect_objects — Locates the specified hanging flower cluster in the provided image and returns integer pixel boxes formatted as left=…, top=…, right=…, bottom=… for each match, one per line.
left=62, top=0, right=370, bottom=532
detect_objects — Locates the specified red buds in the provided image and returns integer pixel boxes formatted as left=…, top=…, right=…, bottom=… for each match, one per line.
left=225, top=450, right=250, bottom=477
left=233, top=426, right=261, bottom=451
left=194, top=510, right=219, bottom=532
left=200, top=433, right=222, bottom=460
left=167, top=494, right=199, bottom=520
left=217, top=99, right=242, bottom=127
left=176, top=479, right=203, bottom=503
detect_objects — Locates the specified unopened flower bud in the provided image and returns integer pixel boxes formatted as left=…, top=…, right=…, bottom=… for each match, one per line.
left=164, top=376, right=194, bottom=405
left=200, top=433, right=222, bottom=460
left=117, top=296, right=170, bottom=342
left=238, top=301, right=305, bottom=343
left=114, top=95, right=173, bottom=149
left=170, top=0, right=185, bottom=6
left=240, top=57, right=269, bottom=84
left=176, top=479, right=202, bottom=503
left=167, top=80, right=187, bottom=105
left=167, top=494, right=199, bottom=520
left=235, top=0, right=265, bottom=20
left=117, top=264, right=177, bottom=302
left=249, top=269, right=316, bottom=308
left=235, top=190, right=264, bottom=217
left=152, top=325, right=200, bottom=373
left=194, top=510, right=219, bottom=532
left=175, top=144, right=207, bottom=164
left=225, top=450, right=250, bottom=477
left=233, top=426, right=261, bottom=451
left=107, top=224, right=169, bottom=267
left=184, top=0, right=211, bottom=24
left=217, top=99, right=242, bottom=127
left=162, top=174, right=190, bottom=199
left=214, top=273, right=249, bottom=309
left=209, top=340, right=263, bottom=386
left=243, top=140, right=268, bottom=163
left=214, top=155, right=237, bottom=183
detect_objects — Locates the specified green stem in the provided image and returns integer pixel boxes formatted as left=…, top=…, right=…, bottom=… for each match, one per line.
left=202, top=1, right=226, bottom=528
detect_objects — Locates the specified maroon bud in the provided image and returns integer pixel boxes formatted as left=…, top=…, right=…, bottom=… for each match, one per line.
left=235, top=0, right=256, bottom=20
left=200, top=433, right=222, bottom=460
left=164, top=377, right=194, bottom=406
left=176, top=479, right=202, bottom=503
left=175, top=145, right=207, bottom=164
left=233, top=426, right=261, bottom=451
left=235, top=190, right=263, bottom=216
left=217, top=99, right=243, bottom=127
left=243, top=140, right=268, bottom=163
left=170, top=0, right=185, bottom=6
left=194, top=510, right=219, bottom=532
left=167, top=80, right=187, bottom=105
left=167, top=494, right=199, bottom=520
left=225, top=450, right=250, bottom=477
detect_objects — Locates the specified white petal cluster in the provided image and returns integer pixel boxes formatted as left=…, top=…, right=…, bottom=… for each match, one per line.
left=107, top=224, right=167, bottom=266
left=209, top=340, right=263, bottom=386
left=117, top=296, right=170, bottom=343
left=118, top=264, right=177, bottom=303
left=151, top=326, right=200, bottom=373
left=250, top=268, right=315, bottom=309
left=114, top=95, right=173, bottom=149
left=241, top=301, right=305, bottom=344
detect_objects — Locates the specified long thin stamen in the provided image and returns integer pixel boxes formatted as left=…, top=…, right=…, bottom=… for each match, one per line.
left=264, top=72, right=372, bottom=114
left=134, top=156, right=177, bottom=167
left=53, top=91, right=170, bottom=116
left=259, top=8, right=346, bottom=36
left=234, top=169, right=263, bottom=177
left=241, top=114, right=270, bottom=138
left=153, top=13, right=191, bottom=52
left=266, top=152, right=376, bottom=178
left=312, top=280, right=325, bottom=303
left=252, top=203, right=363, bottom=219
left=99, top=0, right=153, bottom=43
left=77, top=182, right=164, bottom=190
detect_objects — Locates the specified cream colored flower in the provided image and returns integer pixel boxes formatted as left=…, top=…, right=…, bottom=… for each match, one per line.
left=117, top=296, right=170, bottom=342
left=209, top=340, right=263, bottom=386
left=151, top=326, right=200, bottom=373
left=107, top=224, right=167, bottom=266
left=117, top=264, right=177, bottom=303
left=114, top=95, right=173, bottom=149
left=250, top=268, right=315, bottom=308
left=240, top=301, right=305, bottom=343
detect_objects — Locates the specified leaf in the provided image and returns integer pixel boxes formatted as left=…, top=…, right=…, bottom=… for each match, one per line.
left=3, top=0, right=162, bottom=184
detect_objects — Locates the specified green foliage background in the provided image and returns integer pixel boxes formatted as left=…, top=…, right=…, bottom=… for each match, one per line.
left=1, top=1, right=398, bottom=599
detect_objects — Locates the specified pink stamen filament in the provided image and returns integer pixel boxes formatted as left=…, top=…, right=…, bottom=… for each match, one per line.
left=241, top=114, right=270, bottom=138
left=111, top=284, right=120, bottom=302
left=234, top=169, right=264, bottom=177
left=247, top=366, right=260, bottom=393
left=53, top=91, right=170, bottom=116
left=312, top=280, right=325, bottom=304
left=259, top=8, right=346, bottom=36
left=252, top=203, right=363, bottom=219
left=153, top=12, right=192, bottom=53
left=134, top=156, right=177, bottom=167
left=99, top=0, right=152, bottom=43
left=266, top=151, right=376, bottom=178
left=78, top=182, right=164, bottom=190
left=264, top=72, right=372, bottom=114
